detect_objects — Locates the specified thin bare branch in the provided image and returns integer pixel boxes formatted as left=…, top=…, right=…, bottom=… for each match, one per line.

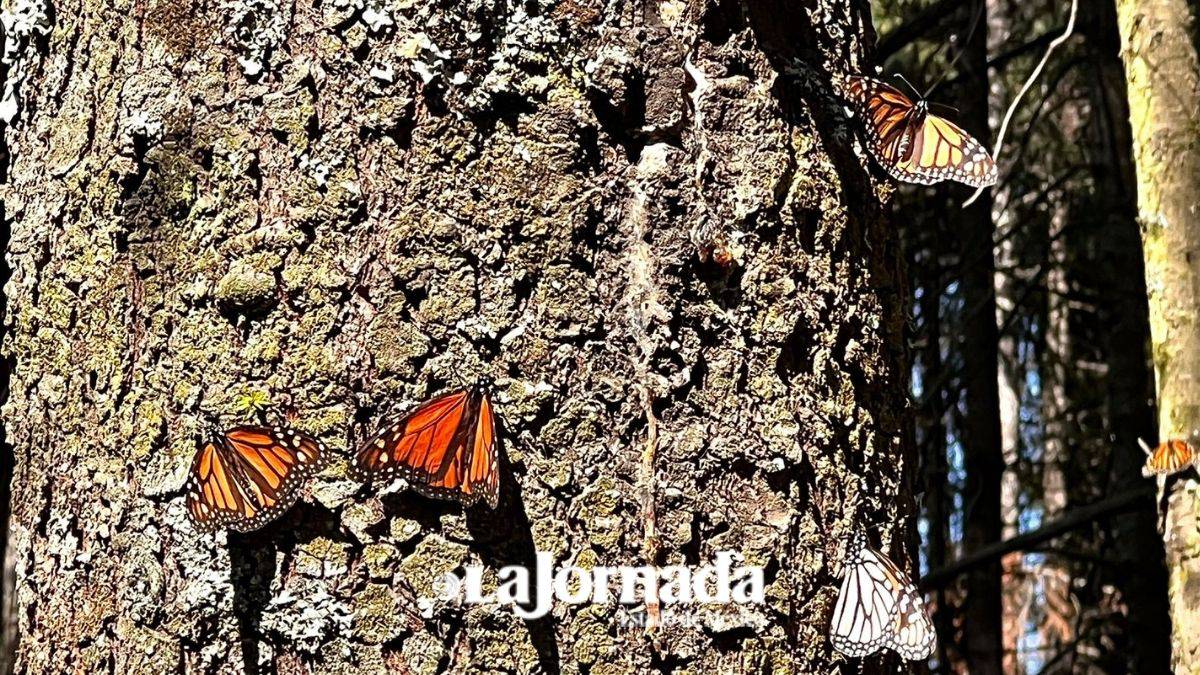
left=963, top=0, right=1080, bottom=207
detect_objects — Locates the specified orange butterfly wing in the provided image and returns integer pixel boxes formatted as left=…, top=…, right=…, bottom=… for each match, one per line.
left=186, top=425, right=327, bottom=533
left=354, top=387, right=500, bottom=509
left=894, top=114, right=998, bottom=188
left=187, top=441, right=249, bottom=531
left=1143, top=439, right=1195, bottom=477
left=845, top=75, right=919, bottom=164
left=464, top=394, right=498, bottom=508
left=873, top=549, right=936, bottom=660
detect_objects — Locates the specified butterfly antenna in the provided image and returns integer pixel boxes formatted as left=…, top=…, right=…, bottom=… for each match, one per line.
left=894, top=73, right=922, bottom=100
left=930, top=102, right=961, bottom=117
left=1138, top=438, right=1153, bottom=456
left=925, top=0, right=985, bottom=99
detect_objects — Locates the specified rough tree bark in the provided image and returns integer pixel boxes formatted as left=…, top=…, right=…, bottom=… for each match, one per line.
left=0, top=0, right=918, bottom=673
left=1117, top=0, right=1200, bottom=671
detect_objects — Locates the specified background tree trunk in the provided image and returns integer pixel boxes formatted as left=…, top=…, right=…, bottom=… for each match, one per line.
left=1080, top=1, right=1170, bottom=671
left=1117, top=0, right=1200, bottom=671
left=953, top=4, right=1005, bottom=672
left=0, top=0, right=916, bottom=672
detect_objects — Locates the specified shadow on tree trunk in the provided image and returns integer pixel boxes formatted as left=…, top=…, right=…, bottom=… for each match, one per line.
left=0, top=204, right=16, bottom=675
left=464, top=438, right=561, bottom=675
left=227, top=501, right=342, bottom=674
left=227, top=533, right=278, bottom=675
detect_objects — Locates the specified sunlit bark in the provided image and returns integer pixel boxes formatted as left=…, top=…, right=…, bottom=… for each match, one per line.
left=1117, top=0, right=1200, bottom=669
left=0, top=0, right=917, bottom=672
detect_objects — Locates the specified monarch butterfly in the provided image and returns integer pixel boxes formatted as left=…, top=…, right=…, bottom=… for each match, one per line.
left=1139, top=438, right=1196, bottom=477
left=830, top=530, right=936, bottom=661
left=352, top=382, right=499, bottom=509
left=844, top=75, right=998, bottom=188
left=186, top=425, right=327, bottom=532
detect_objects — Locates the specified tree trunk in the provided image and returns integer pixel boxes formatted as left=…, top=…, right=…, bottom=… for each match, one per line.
left=954, top=5, right=1005, bottom=672
left=1117, top=0, right=1200, bottom=671
left=907, top=203, right=954, bottom=672
left=0, top=0, right=916, bottom=672
left=1080, top=0, right=1171, bottom=671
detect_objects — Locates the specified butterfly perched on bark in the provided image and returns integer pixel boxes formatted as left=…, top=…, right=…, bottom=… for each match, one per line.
left=186, top=425, right=328, bottom=532
left=1139, top=438, right=1196, bottom=477
left=830, top=530, right=936, bottom=661
left=352, top=382, right=499, bottom=509
left=844, top=74, right=998, bottom=188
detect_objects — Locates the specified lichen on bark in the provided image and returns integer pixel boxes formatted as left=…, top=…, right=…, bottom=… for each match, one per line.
left=0, top=0, right=914, bottom=672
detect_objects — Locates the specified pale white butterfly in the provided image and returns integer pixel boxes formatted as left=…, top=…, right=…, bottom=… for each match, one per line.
left=829, top=530, right=936, bottom=660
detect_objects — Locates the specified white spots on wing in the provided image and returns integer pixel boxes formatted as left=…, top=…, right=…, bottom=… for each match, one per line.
left=379, top=453, right=389, bottom=465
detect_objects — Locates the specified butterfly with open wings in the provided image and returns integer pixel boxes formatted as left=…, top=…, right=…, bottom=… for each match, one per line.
left=351, top=382, right=500, bottom=509
left=830, top=530, right=936, bottom=661
left=186, top=424, right=328, bottom=532
left=845, top=75, right=998, bottom=188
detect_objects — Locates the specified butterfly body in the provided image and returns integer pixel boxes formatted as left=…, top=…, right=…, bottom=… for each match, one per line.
left=186, top=425, right=327, bottom=533
left=830, top=530, right=935, bottom=660
left=353, top=383, right=499, bottom=509
left=845, top=75, right=998, bottom=188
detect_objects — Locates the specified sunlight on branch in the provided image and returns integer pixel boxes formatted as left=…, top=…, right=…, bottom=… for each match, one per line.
left=963, top=0, right=1079, bottom=208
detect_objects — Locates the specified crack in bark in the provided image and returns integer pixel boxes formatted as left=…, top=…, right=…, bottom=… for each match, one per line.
left=621, top=166, right=667, bottom=633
